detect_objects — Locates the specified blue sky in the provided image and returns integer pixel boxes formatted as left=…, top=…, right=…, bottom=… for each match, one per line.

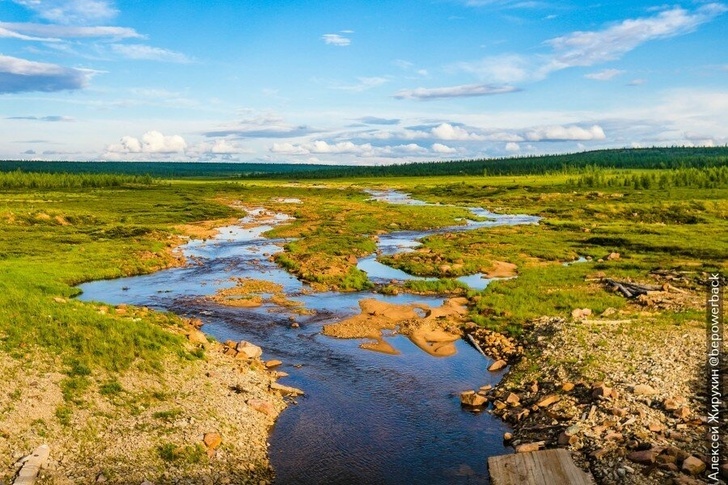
left=0, top=0, right=726, bottom=164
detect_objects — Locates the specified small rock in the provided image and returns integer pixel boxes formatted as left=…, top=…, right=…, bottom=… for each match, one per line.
left=186, top=330, right=208, bottom=346
left=203, top=432, right=222, bottom=450
left=536, top=394, right=560, bottom=408
left=592, top=384, right=612, bottom=400
left=96, top=472, right=107, bottom=482
left=503, top=432, right=513, bottom=443
left=270, top=382, right=304, bottom=396
left=488, top=360, right=507, bottom=371
left=505, top=393, right=520, bottom=406
left=681, top=456, right=706, bottom=476
left=460, top=391, right=487, bottom=408
left=558, top=431, right=578, bottom=446
left=674, top=406, right=691, bottom=420
left=632, top=384, right=657, bottom=396
left=607, top=252, right=620, bottom=260
left=627, top=449, right=659, bottom=464
left=590, top=448, right=609, bottom=460
left=610, top=407, right=628, bottom=417
left=235, top=341, right=263, bottom=359
left=648, top=422, right=664, bottom=433
left=663, top=398, right=681, bottom=411
left=601, top=307, right=617, bottom=317
left=290, top=322, right=300, bottom=329
left=515, top=442, right=544, bottom=453
left=656, top=454, right=677, bottom=465
left=571, top=308, right=592, bottom=320
left=248, top=399, right=277, bottom=417
left=265, top=360, right=283, bottom=369
left=561, top=382, right=575, bottom=392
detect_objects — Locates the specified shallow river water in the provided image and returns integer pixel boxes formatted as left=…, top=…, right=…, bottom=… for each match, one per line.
left=77, top=190, right=538, bottom=484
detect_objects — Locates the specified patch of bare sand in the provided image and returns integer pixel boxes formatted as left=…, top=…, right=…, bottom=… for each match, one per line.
left=175, top=217, right=240, bottom=240
left=208, top=278, right=313, bottom=314
left=322, top=298, right=467, bottom=357
left=483, top=260, right=517, bottom=278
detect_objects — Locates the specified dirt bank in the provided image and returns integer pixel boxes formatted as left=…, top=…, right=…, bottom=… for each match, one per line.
left=0, top=322, right=288, bottom=484
left=474, top=277, right=719, bottom=484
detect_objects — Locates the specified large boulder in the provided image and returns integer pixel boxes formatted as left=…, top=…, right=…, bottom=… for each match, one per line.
left=235, top=341, right=263, bottom=359
left=460, top=391, right=487, bottom=407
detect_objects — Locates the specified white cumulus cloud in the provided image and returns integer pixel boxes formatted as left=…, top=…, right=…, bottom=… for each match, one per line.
left=105, top=131, right=187, bottom=157
left=431, top=123, right=485, bottom=141
left=432, top=143, right=457, bottom=154
left=524, top=125, right=606, bottom=141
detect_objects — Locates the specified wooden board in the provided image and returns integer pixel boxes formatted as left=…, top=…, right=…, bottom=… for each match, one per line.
left=488, top=449, right=595, bottom=485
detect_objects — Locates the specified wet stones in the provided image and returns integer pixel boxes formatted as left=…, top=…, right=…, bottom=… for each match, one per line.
left=460, top=391, right=487, bottom=408
left=468, top=328, right=522, bottom=362
left=235, top=341, right=263, bottom=360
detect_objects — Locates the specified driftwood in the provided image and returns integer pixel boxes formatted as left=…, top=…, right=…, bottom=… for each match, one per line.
left=603, top=278, right=661, bottom=299
left=466, top=333, right=488, bottom=359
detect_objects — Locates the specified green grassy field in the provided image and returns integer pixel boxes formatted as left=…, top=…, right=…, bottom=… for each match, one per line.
left=0, top=162, right=725, bottom=410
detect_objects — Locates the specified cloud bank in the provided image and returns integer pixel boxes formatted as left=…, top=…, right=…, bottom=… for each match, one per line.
left=394, top=83, right=520, bottom=100
left=0, top=55, right=92, bottom=93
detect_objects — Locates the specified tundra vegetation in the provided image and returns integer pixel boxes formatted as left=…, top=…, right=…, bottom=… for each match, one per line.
left=0, top=148, right=726, bottom=482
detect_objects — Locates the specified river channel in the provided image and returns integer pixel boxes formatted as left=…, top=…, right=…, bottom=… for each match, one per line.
left=77, top=190, right=538, bottom=484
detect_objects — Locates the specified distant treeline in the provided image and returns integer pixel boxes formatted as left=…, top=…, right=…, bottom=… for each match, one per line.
left=254, top=147, right=728, bottom=179
left=0, top=161, right=325, bottom=178
left=0, top=170, right=155, bottom=189
left=567, top=165, right=728, bottom=189
left=2, top=147, right=727, bottom=180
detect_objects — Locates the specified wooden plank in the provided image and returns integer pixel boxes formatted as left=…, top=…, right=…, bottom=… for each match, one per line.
left=13, top=444, right=50, bottom=485
left=488, top=448, right=595, bottom=485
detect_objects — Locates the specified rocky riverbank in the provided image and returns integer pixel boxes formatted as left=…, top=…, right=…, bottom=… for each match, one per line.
left=0, top=319, right=288, bottom=485
left=464, top=276, right=725, bottom=485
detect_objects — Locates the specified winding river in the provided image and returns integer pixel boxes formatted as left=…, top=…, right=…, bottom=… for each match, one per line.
left=77, top=190, right=538, bottom=484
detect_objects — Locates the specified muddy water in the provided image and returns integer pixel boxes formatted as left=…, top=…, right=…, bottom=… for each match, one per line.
left=77, top=192, right=538, bottom=484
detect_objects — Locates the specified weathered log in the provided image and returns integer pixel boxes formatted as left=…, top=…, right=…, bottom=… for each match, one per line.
left=603, top=279, right=661, bottom=298
left=466, top=333, right=488, bottom=359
